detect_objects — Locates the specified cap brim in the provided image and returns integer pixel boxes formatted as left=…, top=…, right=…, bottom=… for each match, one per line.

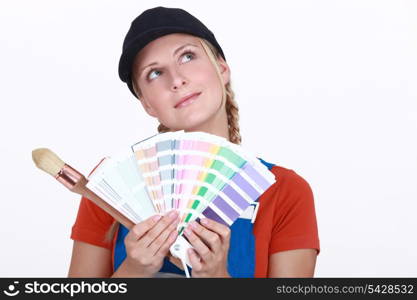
left=118, top=26, right=209, bottom=82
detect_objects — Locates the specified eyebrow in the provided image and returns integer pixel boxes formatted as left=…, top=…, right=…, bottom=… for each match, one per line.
left=138, top=43, right=198, bottom=77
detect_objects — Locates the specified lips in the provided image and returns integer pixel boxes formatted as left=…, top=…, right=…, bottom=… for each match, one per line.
left=174, top=92, right=201, bottom=109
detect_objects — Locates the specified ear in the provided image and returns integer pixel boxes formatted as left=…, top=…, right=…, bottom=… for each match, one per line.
left=139, top=97, right=158, bottom=118
left=217, top=57, right=231, bottom=86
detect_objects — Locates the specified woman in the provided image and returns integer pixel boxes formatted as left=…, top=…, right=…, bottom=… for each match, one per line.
left=68, top=6, right=320, bottom=278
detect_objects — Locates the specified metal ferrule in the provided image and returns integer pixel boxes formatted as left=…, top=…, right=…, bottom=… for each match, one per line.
left=55, top=164, right=82, bottom=189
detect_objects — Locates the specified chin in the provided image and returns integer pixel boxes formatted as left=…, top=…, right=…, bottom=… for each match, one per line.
left=173, top=111, right=212, bottom=131
left=164, top=100, right=223, bottom=132
left=179, top=121, right=206, bottom=132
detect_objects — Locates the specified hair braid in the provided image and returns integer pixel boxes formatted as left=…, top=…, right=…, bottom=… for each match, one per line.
left=225, top=83, right=241, bottom=144
left=157, top=123, right=170, bottom=133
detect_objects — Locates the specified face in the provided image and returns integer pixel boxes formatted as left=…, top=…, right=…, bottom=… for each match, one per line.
left=132, top=33, right=230, bottom=132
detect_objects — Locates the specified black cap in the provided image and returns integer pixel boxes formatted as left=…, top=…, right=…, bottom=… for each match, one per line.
left=118, top=6, right=226, bottom=98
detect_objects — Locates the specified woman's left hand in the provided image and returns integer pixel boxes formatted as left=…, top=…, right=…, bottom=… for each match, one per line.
left=183, top=218, right=231, bottom=277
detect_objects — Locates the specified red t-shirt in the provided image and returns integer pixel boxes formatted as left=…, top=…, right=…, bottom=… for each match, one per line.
left=71, top=162, right=320, bottom=277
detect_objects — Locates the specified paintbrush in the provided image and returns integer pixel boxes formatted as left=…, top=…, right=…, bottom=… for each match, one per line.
left=31, top=148, right=134, bottom=230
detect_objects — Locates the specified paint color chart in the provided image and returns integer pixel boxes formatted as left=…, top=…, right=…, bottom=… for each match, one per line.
left=86, top=131, right=276, bottom=234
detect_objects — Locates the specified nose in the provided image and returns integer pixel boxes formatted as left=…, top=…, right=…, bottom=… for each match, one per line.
left=170, top=68, right=188, bottom=91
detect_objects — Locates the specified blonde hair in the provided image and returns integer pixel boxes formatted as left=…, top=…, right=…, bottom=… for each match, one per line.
left=105, top=38, right=242, bottom=243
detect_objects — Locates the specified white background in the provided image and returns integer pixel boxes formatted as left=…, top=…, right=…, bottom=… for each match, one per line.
left=0, top=0, right=416, bottom=277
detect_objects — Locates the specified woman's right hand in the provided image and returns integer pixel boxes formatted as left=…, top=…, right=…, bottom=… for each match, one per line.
left=118, top=210, right=180, bottom=277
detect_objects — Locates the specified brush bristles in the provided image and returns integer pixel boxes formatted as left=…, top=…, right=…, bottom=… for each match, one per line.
left=32, top=148, right=66, bottom=177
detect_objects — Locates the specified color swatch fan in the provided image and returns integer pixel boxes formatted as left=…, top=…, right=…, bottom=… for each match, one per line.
left=85, top=131, right=276, bottom=271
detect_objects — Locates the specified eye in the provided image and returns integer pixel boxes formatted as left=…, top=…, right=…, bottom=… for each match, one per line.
left=145, top=50, right=195, bottom=81
left=180, top=51, right=195, bottom=63
left=147, top=69, right=161, bottom=80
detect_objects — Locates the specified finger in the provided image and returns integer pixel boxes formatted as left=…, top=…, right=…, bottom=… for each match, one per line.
left=125, top=214, right=162, bottom=243
left=188, top=248, right=202, bottom=271
left=139, top=210, right=179, bottom=247
left=188, top=221, right=222, bottom=252
left=200, top=218, right=231, bottom=242
left=154, top=228, right=178, bottom=259
left=183, top=225, right=212, bottom=262
left=148, top=218, right=180, bottom=255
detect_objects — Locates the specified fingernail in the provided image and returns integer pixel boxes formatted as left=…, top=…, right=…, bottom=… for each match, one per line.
left=170, top=231, right=178, bottom=240
left=184, top=228, right=191, bottom=236
left=190, top=221, right=197, bottom=229
left=169, top=210, right=178, bottom=219
left=153, top=215, right=162, bottom=222
left=201, top=218, right=209, bottom=225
